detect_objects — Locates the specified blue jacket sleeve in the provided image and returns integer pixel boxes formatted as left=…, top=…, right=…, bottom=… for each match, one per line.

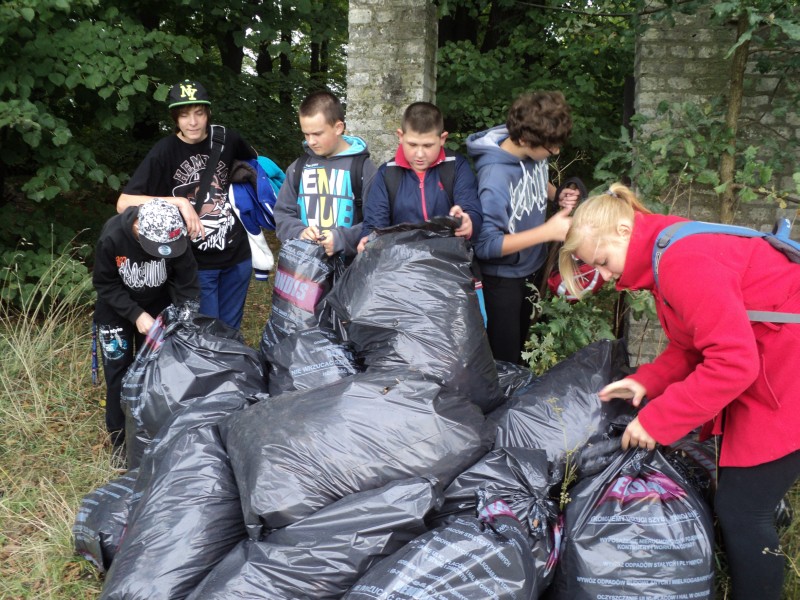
left=473, top=164, right=510, bottom=261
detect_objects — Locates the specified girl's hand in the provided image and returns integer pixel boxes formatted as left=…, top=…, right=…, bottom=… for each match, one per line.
left=599, top=377, right=647, bottom=407
left=621, top=417, right=657, bottom=450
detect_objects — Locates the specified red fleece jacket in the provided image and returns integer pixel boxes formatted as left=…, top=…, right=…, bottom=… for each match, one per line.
left=619, top=212, right=800, bottom=467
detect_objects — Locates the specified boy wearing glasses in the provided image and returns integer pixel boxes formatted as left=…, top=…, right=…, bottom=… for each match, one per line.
left=466, top=91, right=578, bottom=364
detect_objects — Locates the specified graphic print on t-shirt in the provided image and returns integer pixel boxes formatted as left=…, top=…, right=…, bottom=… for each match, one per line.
left=297, top=164, right=357, bottom=229
left=172, top=153, right=235, bottom=252
left=116, top=256, right=168, bottom=290
left=507, top=160, right=549, bottom=233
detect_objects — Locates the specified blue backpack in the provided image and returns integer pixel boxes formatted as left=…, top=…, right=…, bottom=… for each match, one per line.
left=652, top=218, right=800, bottom=323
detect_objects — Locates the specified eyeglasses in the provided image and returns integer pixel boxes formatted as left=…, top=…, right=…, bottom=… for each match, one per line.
left=544, top=146, right=560, bottom=157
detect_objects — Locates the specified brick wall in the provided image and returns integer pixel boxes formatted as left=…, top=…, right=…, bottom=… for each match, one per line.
left=346, top=0, right=438, bottom=166
left=630, top=10, right=800, bottom=365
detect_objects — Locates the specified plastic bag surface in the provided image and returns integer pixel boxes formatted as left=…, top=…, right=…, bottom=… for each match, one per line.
left=99, top=424, right=246, bottom=600
left=547, top=448, right=715, bottom=599
left=344, top=495, right=537, bottom=600
left=325, top=224, right=503, bottom=413
left=72, top=470, right=139, bottom=573
left=219, top=370, right=491, bottom=538
left=187, top=477, right=441, bottom=600
left=429, top=447, right=559, bottom=597
left=491, top=339, right=635, bottom=478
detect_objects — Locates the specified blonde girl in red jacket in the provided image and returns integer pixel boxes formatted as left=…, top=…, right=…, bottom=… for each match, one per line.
left=558, top=182, right=800, bottom=600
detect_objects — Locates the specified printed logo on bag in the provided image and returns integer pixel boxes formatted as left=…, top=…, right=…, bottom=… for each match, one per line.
left=273, top=267, right=324, bottom=313
left=598, top=473, right=687, bottom=505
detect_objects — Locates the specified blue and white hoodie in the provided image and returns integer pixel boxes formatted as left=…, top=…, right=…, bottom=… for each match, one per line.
left=466, top=125, right=551, bottom=279
left=274, top=135, right=377, bottom=258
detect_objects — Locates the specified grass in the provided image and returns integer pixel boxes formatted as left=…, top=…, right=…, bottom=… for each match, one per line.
left=0, top=239, right=798, bottom=599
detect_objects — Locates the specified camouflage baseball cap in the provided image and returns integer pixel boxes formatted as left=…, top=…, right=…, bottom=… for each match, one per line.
left=167, top=80, right=211, bottom=109
left=137, top=199, right=189, bottom=258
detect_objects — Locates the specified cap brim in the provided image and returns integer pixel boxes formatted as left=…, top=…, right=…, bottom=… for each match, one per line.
left=168, top=100, right=211, bottom=109
left=139, top=235, right=189, bottom=258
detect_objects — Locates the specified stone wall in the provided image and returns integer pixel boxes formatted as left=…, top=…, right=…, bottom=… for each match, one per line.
left=630, top=11, right=800, bottom=364
left=346, top=0, right=438, bottom=165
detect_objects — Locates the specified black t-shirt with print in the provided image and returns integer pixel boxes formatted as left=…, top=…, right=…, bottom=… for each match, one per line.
left=124, top=127, right=256, bottom=270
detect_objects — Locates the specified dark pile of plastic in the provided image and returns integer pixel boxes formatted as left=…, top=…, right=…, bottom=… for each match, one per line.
left=75, top=221, right=723, bottom=599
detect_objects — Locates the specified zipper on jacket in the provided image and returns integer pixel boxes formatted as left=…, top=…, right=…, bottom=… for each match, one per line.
left=419, top=172, right=428, bottom=220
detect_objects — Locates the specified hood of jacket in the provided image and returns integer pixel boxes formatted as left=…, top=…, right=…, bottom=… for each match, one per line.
left=466, top=125, right=539, bottom=171
left=303, top=135, right=370, bottom=159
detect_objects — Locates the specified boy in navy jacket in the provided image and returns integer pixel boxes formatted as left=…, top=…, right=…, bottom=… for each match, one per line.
left=359, top=102, right=482, bottom=248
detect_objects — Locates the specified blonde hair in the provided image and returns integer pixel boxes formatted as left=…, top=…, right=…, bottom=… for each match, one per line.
left=558, top=183, right=651, bottom=299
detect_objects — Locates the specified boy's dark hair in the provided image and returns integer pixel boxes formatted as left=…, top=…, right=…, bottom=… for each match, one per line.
left=170, top=104, right=211, bottom=133
left=401, top=102, right=444, bottom=135
left=506, top=91, right=572, bottom=149
left=299, top=90, right=345, bottom=126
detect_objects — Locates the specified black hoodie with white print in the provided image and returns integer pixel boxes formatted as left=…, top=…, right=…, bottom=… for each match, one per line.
left=93, top=206, right=200, bottom=325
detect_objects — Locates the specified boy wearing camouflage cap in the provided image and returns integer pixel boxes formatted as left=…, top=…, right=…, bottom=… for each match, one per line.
left=93, top=199, right=199, bottom=462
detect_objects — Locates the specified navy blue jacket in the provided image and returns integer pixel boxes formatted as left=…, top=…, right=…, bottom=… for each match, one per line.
left=361, top=146, right=482, bottom=239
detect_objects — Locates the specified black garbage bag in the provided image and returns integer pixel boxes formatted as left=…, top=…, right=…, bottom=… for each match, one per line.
left=263, top=326, right=360, bottom=396
left=260, top=239, right=340, bottom=350
left=495, top=359, right=536, bottom=398
left=122, top=304, right=265, bottom=443
left=72, top=469, right=139, bottom=573
left=187, top=477, right=441, bottom=600
left=130, top=391, right=255, bottom=516
left=325, top=222, right=503, bottom=413
left=120, top=305, right=180, bottom=469
left=428, top=447, right=559, bottom=597
left=344, top=493, right=537, bottom=599
left=219, top=370, right=491, bottom=538
left=546, top=448, right=715, bottom=600
left=99, top=424, right=246, bottom=600
left=490, top=339, right=635, bottom=482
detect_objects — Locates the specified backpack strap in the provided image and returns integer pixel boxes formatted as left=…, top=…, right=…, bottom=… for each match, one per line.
left=385, top=149, right=457, bottom=218
left=653, top=219, right=800, bottom=323
left=349, top=154, right=368, bottom=222
left=291, top=153, right=310, bottom=196
left=193, top=125, right=225, bottom=213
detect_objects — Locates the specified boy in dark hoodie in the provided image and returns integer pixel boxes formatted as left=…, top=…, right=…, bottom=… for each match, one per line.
left=359, top=101, right=482, bottom=246
left=93, top=199, right=199, bottom=459
left=466, top=91, right=579, bottom=364
left=274, top=90, right=377, bottom=258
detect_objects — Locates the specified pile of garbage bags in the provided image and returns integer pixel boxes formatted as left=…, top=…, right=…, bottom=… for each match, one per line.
left=74, top=221, right=721, bottom=599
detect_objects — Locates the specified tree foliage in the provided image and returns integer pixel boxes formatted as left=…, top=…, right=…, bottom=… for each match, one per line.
left=596, top=0, right=800, bottom=218
left=436, top=0, right=638, bottom=185
left=0, top=0, right=348, bottom=308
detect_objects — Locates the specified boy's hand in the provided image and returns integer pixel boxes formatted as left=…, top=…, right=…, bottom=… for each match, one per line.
left=357, top=235, right=369, bottom=253
left=318, top=230, right=336, bottom=256
left=172, top=197, right=205, bottom=240
left=544, top=206, right=573, bottom=242
left=135, top=312, right=155, bottom=335
left=450, top=205, right=473, bottom=239
left=557, top=186, right=580, bottom=212
left=300, top=225, right=321, bottom=242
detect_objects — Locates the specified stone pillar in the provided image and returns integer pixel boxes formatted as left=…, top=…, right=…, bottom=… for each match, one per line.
left=346, top=0, right=438, bottom=165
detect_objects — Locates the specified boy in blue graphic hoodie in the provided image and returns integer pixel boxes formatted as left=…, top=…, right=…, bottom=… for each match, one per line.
left=466, top=91, right=579, bottom=364
left=274, top=90, right=377, bottom=258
